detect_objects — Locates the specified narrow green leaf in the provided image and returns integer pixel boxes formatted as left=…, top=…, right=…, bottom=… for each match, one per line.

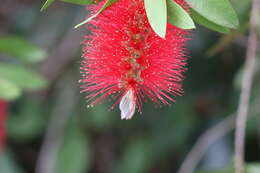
left=144, top=0, right=167, bottom=38
left=167, top=0, right=195, bottom=29
left=0, top=79, right=21, bottom=101
left=186, top=0, right=239, bottom=29
left=0, top=63, right=48, bottom=90
left=61, top=0, right=93, bottom=5
left=191, top=9, right=230, bottom=34
left=41, top=0, right=55, bottom=11
left=0, top=36, right=47, bottom=63
left=41, top=0, right=94, bottom=10
left=74, top=0, right=118, bottom=28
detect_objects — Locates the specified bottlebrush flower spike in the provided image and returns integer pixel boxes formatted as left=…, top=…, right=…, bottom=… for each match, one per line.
left=80, top=0, right=189, bottom=119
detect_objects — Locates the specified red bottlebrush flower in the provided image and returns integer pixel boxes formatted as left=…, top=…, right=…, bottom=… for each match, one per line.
left=0, top=100, right=8, bottom=151
left=81, top=0, right=188, bottom=119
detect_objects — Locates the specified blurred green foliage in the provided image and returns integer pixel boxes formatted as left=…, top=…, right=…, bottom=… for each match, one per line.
left=0, top=35, right=48, bottom=101
left=0, top=36, right=47, bottom=64
left=54, top=121, right=91, bottom=173
left=0, top=150, right=24, bottom=173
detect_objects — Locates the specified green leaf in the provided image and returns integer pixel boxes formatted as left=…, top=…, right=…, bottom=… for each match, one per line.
left=0, top=79, right=21, bottom=101
left=230, top=0, right=251, bottom=23
left=60, top=0, right=93, bottom=5
left=186, top=0, right=239, bottom=29
left=0, top=63, right=48, bottom=90
left=74, top=0, right=118, bottom=28
left=41, top=0, right=55, bottom=11
left=167, top=0, right=195, bottom=29
left=41, top=0, right=93, bottom=10
left=0, top=36, right=47, bottom=63
left=144, top=0, right=167, bottom=38
left=55, top=126, right=91, bottom=173
left=191, top=9, right=230, bottom=33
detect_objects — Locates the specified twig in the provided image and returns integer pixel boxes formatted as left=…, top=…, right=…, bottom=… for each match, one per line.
left=177, top=96, right=260, bottom=173
left=177, top=115, right=235, bottom=173
left=234, top=0, right=260, bottom=172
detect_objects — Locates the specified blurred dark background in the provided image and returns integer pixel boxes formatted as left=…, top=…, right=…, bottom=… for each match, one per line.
left=0, top=0, right=259, bottom=173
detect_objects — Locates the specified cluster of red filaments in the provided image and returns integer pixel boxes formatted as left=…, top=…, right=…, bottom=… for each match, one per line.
left=81, top=0, right=188, bottom=119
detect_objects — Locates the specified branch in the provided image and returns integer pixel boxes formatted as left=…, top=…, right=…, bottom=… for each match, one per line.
left=234, top=0, right=260, bottom=172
